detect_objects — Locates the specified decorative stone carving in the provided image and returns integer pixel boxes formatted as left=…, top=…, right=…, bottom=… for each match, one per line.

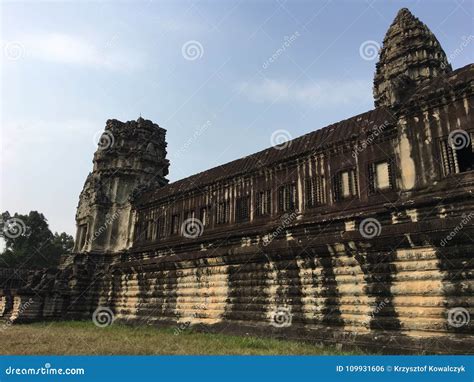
left=72, top=118, right=169, bottom=253
left=373, top=8, right=452, bottom=107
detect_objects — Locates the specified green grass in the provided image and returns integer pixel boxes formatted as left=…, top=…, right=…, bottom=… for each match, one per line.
left=0, top=321, right=363, bottom=355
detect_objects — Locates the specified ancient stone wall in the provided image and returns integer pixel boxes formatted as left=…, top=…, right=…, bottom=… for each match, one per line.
left=2, top=177, right=471, bottom=353
left=1, top=8, right=472, bottom=355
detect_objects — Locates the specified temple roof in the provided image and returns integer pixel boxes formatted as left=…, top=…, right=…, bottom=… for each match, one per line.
left=137, top=106, right=394, bottom=205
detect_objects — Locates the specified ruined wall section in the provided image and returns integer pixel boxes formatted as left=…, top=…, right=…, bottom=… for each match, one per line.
left=74, top=118, right=169, bottom=254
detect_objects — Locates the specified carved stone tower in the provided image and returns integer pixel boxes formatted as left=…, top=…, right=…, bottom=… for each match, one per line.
left=73, top=117, right=169, bottom=254
left=373, top=8, right=452, bottom=107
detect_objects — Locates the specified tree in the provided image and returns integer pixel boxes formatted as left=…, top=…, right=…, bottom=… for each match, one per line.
left=52, top=232, right=75, bottom=253
left=0, top=211, right=74, bottom=269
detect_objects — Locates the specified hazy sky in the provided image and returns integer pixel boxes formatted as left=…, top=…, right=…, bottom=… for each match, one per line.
left=1, top=0, right=473, bottom=236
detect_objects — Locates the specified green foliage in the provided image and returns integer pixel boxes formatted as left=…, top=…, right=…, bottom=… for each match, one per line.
left=0, top=211, right=74, bottom=269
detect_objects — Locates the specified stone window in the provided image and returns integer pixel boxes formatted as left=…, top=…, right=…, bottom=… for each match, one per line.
left=171, top=214, right=180, bottom=235
left=334, top=169, right=358, bottom=201
left=256, top=190, right=272, bottom=217
left=305, top=175, right=326, bottom=208
left=154, top=217, right=161, bottom=240
left=440, top=133, right=474, bottom=175
left=278, top=183, right=298, bottom=212
left=137, top=210, right=154, bottom=241
left=146, top=218, right=153, bottom=241
left=77, top=224, right=88, bottom=250
left=184, top=210, right=195, bottom=220
left=134, top=221, right=142, bottom=241
left=235, top=195, right=250, bottom=222
left=216, top=200, right=230, bottom=224
left=200, top=206, right=209, bottom=226
left=368, top=160, right=394, bottom=193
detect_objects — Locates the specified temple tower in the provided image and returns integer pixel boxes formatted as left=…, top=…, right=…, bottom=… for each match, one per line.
left=73, top=117, right=169, bottom=254
left=373, top=8, right=452, bottom=107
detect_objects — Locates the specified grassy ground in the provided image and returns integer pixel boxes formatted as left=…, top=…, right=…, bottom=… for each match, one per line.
left=0, top=321, right=362, bottom=355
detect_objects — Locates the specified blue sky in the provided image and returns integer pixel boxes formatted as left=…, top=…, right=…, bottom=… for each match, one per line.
left=1, top=0, right=473, bottom=236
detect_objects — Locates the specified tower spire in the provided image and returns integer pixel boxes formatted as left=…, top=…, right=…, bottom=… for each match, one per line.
left=373, top=8, right=452, bottom=108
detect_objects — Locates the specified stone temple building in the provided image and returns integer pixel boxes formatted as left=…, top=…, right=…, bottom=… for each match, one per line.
left=1, top=8, right=473, bottom=353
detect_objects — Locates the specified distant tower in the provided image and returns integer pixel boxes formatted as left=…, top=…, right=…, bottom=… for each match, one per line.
left=73, top=118, right=169, bottom=253
left=373, top=8, right=452, bottom=108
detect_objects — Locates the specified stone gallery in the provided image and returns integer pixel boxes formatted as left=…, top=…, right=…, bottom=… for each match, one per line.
left=1, top=8, right=473, bottom=353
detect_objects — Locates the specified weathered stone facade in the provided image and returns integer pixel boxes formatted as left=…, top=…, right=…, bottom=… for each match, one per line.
left=1, top=8, right=472, bottom=354
left=74, top=117, right=169, bottom=254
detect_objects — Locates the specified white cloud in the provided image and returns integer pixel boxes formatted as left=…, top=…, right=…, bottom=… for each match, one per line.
left=16, top=33, right=141, bottom=71
left=238, top=78, right=372, bottom=107
left=1, top=118, right=97, bottom=168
